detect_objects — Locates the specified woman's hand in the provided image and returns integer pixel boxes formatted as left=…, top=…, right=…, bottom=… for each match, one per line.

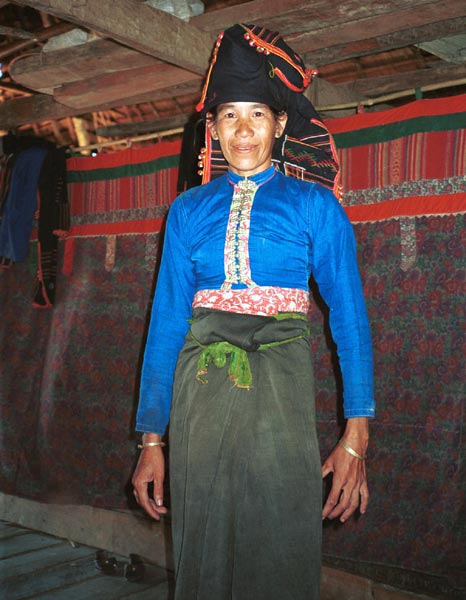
left=132, top=434, right=168, bottom=521
left=321, top=417, right=369, bottom=523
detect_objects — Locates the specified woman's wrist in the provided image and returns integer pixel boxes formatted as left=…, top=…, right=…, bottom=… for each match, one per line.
left=342, top=417, right=369, bottom=453
left=137, top=432, right=165, bottom=450
left=142, top=432, right=163, bottom=443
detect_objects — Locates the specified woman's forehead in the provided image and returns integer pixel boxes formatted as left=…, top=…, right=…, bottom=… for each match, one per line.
left=217, top=102, right=271, bottom=111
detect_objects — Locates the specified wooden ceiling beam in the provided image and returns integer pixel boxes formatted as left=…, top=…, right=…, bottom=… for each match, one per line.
left=290, top=1, right=466, bottom=57
left=53, top=63, right=201, bottom=109
left=95, top=113, right=189, bottom=138
left=12, top=0, right=214, bottom=74
left=9, top=39, right=162, bottom=92
left=0, top=21, right=76, bottom=60
left=304, top=16, right=466, bottom=66
left=347, top=63, right=466, bottom=97
left=0, top=79, right=201, bottom=129
left=193, top=0, right=463, bottom=37
left=194, top=0, right=311, bottom=33
left=0, top=25, right=35, bottom=39
left=9, top=0, right=466, bottom=99
left=0, top=94, right=77, bottom=130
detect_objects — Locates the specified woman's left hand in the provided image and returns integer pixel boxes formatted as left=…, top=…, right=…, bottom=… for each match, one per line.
left=321, top=417, right=369, bottom=522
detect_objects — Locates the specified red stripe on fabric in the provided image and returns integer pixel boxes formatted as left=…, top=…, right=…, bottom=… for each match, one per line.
left=455, top=129, right=466, bottom=172
left=66, top=140, right=182, bottom=171
left=68, top=169, right=179, bottom=216
left=344, top=193, right=466, bottom=222
left=70, top=218, right=165, bottom=237
left=327, top=94, right=466, bottom=134
left=62, top=237, right=75, bottom=276
left=337, top=129, right=464, bottom=190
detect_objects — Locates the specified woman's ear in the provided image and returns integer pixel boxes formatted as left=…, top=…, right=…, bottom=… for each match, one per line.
left=275, top=112, right=288, bottom=138
left=206, top=113, right=218, bottom=140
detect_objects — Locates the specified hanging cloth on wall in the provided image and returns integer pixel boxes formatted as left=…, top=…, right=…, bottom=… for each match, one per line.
left=0, top=146, right=48, bottom=263
left=0, top=141, right=70, bottom=307
left=0, top=153, right=15, bottom=216
left=0, top=153, right=16, bottom=269
left=33, top=147, right=70, bottom=308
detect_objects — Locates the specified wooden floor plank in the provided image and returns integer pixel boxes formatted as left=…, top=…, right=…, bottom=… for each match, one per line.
left=0, top=532, right=61, bottom=559
left=28, top=576, right=139, bottom=600
left=2, top=554, right=98, bottom=599
left=0, top=524, right=31, bottom=540
left=121, top=579, right=175, bottom=599
left=26, top=564, right=169, bottom=600
left=0, top=542, right=93, bottom=578
left=0, top=521, right=173, bottom=600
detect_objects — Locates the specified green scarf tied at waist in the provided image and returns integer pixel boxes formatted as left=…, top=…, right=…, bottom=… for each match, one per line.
left=194, top=339, right=253, bottom=388
left=189, top=313, right=309, bottom=389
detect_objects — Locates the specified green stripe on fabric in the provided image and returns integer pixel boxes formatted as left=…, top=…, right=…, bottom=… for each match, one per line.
left=67, top=154, right=180, bottom=183
left=333, top=112, right=466, bottom=149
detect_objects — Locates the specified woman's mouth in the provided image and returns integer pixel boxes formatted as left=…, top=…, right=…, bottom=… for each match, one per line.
left=233, top=145, right=256, bottom=153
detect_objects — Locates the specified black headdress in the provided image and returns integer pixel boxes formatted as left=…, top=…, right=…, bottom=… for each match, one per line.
left=178, top=24, right=341, bottom=197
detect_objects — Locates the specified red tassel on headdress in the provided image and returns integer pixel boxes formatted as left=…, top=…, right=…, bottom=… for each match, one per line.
left=196, top=31, right=225, bottom=113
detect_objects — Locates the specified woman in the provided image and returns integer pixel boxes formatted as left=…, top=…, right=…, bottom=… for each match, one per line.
left=132, top=24, right=374, bottom=600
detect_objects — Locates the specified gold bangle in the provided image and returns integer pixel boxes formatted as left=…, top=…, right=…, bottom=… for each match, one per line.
left=137, top=441, right=166, bottom=449
left=338, top=439, right=365, bottom=461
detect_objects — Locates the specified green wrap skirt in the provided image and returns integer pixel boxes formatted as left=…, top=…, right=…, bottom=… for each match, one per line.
left=170, top=308, right=322, bottom=600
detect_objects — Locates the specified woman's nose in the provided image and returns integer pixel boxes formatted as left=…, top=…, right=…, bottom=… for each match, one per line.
left=235, top=118, right=253, bottom=136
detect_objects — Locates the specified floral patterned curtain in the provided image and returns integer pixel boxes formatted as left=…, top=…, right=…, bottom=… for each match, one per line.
left=0, top=97, right=464, bottom=595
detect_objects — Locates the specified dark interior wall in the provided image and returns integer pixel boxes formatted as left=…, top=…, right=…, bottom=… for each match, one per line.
left=0, top=97, right=465, bottom=596
left=0, top=235, right=155, bottom=506
left=315, top=214, right=465, bottom=595
left=1, top=141, right=180, bottom=508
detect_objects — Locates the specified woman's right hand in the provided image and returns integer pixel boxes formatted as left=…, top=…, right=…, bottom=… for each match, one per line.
left=132, top=435, right=168, bottom=520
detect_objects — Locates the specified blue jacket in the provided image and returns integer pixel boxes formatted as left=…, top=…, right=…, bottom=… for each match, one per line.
left=137, top=166, right=375, bottom=434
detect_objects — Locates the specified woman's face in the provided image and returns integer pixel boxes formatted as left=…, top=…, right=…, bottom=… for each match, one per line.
left=206, top=102, right=287, bottom=177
